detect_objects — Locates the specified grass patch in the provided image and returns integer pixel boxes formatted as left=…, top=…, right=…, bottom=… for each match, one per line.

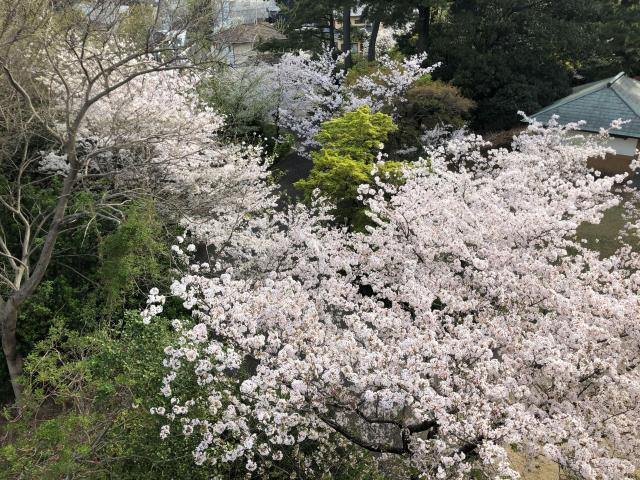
left=577, top=190, right=640, bottom=258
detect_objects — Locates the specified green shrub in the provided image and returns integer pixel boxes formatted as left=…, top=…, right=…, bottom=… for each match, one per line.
left=404, top=81, right=475, bottom=128
left=389, top=80, right=475, bottom=158
left=0, top=314, right=216, bottom=480
left=98, top=198, right=168, bottom=318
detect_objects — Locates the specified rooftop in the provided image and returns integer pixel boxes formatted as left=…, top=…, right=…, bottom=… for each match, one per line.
left=212, top=22, right=286, bottom=45
left=530, top=72, right=640, bottom=139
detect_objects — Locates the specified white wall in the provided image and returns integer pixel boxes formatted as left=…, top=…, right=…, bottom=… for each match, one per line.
left=607, top=136, right=638, bottom=157
left=579, top=132, right=638, bottom=157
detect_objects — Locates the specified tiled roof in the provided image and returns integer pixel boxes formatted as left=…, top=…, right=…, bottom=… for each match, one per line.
left=530, top=73, right=640, bottom=139
left=212, top=22, right=286, bottom=45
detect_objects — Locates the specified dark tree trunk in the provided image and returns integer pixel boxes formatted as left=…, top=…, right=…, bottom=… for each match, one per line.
left=368, top=18, right=381, bottom=62
left=329, top=12, right=336, bottom=51
left=342, top=5, right=352, bottom=70
left=416, top=5, right=431, bottom=54
left=1, top=298, right=23, bottom=402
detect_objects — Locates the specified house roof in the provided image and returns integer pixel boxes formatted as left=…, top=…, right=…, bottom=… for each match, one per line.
left=212, top=22, right=286, bottom=45
left=530, top=72, right=640, bottom=139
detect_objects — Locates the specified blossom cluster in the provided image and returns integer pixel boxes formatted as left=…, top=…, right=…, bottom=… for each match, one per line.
left=36, top=47, right=276, bottom=248
left=239, top=48, right=435, bottom=150
left=261, top=47, right=348, bottom=150
left=145, top=121, right=640, bottom=479
left=345, top=53, right=437, bottom=114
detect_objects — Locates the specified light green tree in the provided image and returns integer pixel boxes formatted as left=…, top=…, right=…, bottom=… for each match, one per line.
left=296, top=106, right=403, bottom=230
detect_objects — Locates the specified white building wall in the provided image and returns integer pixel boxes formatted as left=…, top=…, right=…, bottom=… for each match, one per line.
left=607, top=136, right=638, bottom=157
left=581, top=132, right=638, bottom=157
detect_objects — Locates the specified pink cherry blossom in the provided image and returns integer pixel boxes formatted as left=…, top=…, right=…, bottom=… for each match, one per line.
left=145, top=119, right=640, bottom=478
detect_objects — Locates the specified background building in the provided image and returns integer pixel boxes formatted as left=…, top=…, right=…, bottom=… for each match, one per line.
left=212, top=0, right=283, bottom=65
left=214, top=0, right=280, bottom=31
left=531, top=72, right=640, bottom=177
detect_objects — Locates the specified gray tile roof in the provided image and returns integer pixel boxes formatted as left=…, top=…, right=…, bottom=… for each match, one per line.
left=530, top=73, right=640, bottom=139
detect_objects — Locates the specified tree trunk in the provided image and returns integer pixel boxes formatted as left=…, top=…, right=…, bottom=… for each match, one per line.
left=1, top=298, right=23, bottom=402
left=329, top=12, right=336, bottom=51
left=342, top=5, right=352, bottom=70
left=416, top=5, right=431, bottom=54
left=0, top=138, right=78, bottom=403
left=368, top=18, right=381, bottom=62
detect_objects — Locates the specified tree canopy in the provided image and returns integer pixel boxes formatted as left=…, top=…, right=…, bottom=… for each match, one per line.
left=1, top=2, right=640, bottom=479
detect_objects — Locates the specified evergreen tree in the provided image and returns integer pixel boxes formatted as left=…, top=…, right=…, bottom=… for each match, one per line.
left=428, top=0, right=601, bottom=131
left=580, top=0, right=640, bottom=80
left=274, top=0, right=345, bottom=52
left=295, top=106, right=402, bottom=230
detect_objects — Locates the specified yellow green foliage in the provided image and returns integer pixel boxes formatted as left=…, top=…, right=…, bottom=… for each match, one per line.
left=313, top=106, right=398, bottom=163
left=296, top=106, right=404, bottom=230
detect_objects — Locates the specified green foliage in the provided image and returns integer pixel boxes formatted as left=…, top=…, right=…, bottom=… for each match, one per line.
left=390, top=79, right=475, bottom=156
left=314, top=106, right=398, bottom=163
left=298, top=149, right=372, bottom=226
left=299, top=150, right=404, bottom=229
left=268, top=0, right=343, bottom=54
left=296, top=106, right=402, bottom=230
left=98, top=199, right=168, bottom=316
left=576, top=1, right=640, bottom=80
left=406, top=80, right=475, bottom=129
left=0, top=315, right=213, bottom=480
left=427, top=0, right=603, bottom=131
left=0, top=195, right=169, bottom=402
left=0, top=175, right=97, bottom=398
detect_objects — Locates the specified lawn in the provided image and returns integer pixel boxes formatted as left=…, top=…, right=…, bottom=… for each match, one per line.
left=577, top=189, right=640, bottom=257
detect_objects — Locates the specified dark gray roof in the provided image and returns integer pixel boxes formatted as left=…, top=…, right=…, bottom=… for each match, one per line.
left=530, top=73, right=640, bottom=139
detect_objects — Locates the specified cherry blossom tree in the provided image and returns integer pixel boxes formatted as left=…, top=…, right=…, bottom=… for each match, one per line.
left=265, top=47, right=348, bottom=150
left=71, top=67, right=276, bottom=249
left=231, top=49, right=434, bottom=151
left=0, top=0, right=255, bottom=401
left=345, top=53, right=438, bottom=114
left=376, top=25, right=402, bottom=55
left=145, top=120, right=640, bottom=479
